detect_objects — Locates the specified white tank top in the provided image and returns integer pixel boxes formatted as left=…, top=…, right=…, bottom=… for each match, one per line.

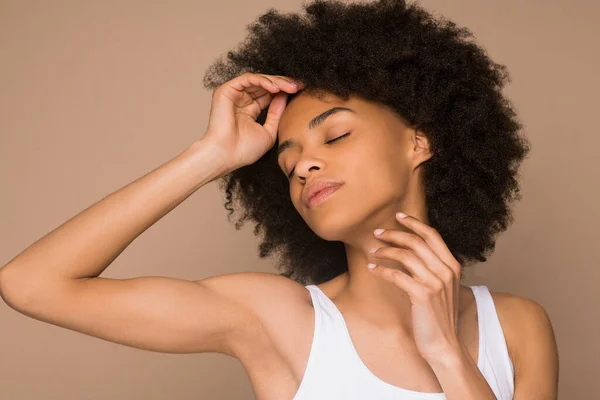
left=292, top=284, right=514, bottom=400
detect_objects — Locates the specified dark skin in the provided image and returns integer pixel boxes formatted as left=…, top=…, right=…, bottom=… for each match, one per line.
left=276, top=90, right=559, bottom=398
left=277, top=90, right=439, bottom=337
left=0, top=71, right=557, bottom=399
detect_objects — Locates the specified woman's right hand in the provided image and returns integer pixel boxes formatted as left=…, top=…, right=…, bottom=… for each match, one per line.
left=202, top=72, right=305, bottom=171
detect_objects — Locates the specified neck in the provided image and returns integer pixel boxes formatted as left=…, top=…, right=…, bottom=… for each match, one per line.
left=332, top=267, right=414, bottom=335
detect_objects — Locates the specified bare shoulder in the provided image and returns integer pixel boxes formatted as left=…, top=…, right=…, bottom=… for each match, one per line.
left=488, top=290, right=559, bottom=382
left=199, top=271, right=310, bottom=311
left=488, top=290, right=554, bottom=338
left=198, top=271, right=311, bottom=330
left=197, top=271, right=313, bottom=367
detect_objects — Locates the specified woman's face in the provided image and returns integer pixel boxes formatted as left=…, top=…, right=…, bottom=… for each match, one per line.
left=276, top=91, right=432, bottom=244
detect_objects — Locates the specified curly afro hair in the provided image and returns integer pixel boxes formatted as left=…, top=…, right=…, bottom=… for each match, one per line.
left=201, top=0, right=531, bottom=286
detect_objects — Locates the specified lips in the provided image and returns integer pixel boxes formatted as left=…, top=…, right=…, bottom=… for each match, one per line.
left=302, top=179, right=344, bottom=208
left=307, top=185, right=342, bottom=208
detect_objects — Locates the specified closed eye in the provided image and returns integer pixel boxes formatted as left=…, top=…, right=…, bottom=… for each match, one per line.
left=287, top=132, right=351, bottom=179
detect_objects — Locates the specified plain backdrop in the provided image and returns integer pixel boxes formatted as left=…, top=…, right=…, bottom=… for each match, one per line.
left=1, top=0, right=598, bottom=398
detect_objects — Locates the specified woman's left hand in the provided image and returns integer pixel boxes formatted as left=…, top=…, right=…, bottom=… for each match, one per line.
left=368, top=212, right=463, bottom=363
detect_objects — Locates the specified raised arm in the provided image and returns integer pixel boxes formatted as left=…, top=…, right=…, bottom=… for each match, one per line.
left=0, top=139, right=258, bottom=355
left=0, top=72, right=306, bottom=355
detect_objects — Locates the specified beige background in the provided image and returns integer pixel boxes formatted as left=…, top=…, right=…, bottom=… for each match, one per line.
left=1, top=0, right=597, bottom=398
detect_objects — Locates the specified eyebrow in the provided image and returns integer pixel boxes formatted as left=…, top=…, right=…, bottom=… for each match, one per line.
left=277, top=107, right=356, bottom=159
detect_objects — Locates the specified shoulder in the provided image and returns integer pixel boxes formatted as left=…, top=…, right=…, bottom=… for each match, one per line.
left=199, top=271, right=311, bottom=312
left=199, top=271, right=311, bottom=330
left=198, top=271, right=313, bottom=366
left=489, top=290, right=554, bottom=338
left=487, top=289, right=558, bottom=384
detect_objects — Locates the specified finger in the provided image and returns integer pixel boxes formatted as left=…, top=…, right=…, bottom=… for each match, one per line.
left=279, top=75, right=305, bottom=87
left=243, top=85, right=272, bottom=97
left=370, top=246, right=440, bottom=287
left=374, top=229, right=454, bottom=284
left=246, top=74, right=303, bottom=107
left=256, top=74, right=303, bottom=91
left=228, top=73, right=281, bottom=94
left=394, top=213, right=462, bottom=277
left=368, top=264, right=424, bottom=299
left=259, top=74, right=305, bottom=89
left=250, top=90, right=276, bottom=111
left=263, top=92, right=289, bottom=138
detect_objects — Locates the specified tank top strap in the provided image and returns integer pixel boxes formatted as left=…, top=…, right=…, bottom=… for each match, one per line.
left=470, top=285, right=515, bottom=398
left=306, top=284, right=344, bottom=319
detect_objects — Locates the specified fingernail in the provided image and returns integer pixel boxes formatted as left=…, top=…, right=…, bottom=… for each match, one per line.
left=396, top=212, right=407, bottom=219
left=367, top=263, right=377, bottom=270
left=374, top=228, right=385, bottom=236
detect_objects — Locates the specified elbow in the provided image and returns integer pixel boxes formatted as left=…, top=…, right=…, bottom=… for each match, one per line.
left=0, top=265, right=42, bottom=310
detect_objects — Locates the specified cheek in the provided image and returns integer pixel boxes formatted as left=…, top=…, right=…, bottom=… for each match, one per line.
left=348, top=153, right=410, bottom=200
left=350, top=144, right=404, bottom=180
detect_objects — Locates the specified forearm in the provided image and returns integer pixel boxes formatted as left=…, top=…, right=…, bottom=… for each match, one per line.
left=428, top=343, right=497, bottom=400
left=0, top=138, right=230, bottom=297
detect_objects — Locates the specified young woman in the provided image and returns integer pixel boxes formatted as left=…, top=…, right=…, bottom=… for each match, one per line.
left=0, top=0, right=558, bottom=399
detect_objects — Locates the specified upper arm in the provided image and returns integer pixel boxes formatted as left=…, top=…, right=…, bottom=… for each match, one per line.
left=1, top=271, right=269, bottom=357
left=494, top=293, right=559, bottom=400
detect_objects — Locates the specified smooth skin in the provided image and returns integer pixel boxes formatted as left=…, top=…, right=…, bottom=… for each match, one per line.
left=0, top=72, right=558, bottom=399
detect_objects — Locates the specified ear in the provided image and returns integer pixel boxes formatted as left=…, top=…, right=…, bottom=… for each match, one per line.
left=410, top=128, right=433, bottom=168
